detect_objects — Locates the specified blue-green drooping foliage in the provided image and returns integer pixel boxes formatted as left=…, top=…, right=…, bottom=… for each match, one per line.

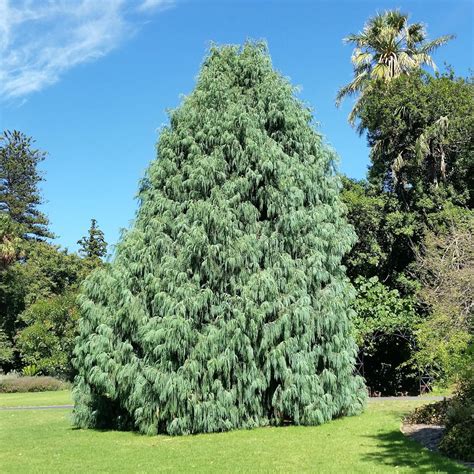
left=72, top=43, right=366, bottom=435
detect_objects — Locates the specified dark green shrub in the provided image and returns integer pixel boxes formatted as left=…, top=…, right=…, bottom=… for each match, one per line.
left=404, top=399, right=449, bottom=425
left=439, top=380, right=474, bottom=461
left=16, top=292, right=79, bottom=379
left=404, top=375, right=473, bottom=462
left=353, top=276, right=419, bottom=395
left=439, top=356, right=474, bottom=461
left=0, top=329, right=14, bottom=366
left=439, top=420, right=474, bottom=462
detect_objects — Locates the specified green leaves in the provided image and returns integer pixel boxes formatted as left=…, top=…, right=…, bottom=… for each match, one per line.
left=358, top=72, right=473, bottom=204
left=16, top=292, right=79, bottom=378
left=0, top=329, right=14, bottom=366
left=337, top=10, right=453, bottom=126
left=0, top=130, right=52, bottom=239
left=77, top=219, right=107, bottom=263
left=353, top=276, right=418, bottom=346
left=73, top=42, right=366, bottom=436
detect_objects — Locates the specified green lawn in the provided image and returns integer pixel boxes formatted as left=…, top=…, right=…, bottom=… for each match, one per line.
left=0, top=390, right=71, bottom=407
left=0, top=392, right=469, bottom=473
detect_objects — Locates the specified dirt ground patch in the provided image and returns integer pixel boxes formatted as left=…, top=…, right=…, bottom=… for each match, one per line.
left=401, top=423, right=474, bottom=470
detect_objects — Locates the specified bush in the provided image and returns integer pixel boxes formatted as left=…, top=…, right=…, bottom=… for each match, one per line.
left=439, top=376, right=474, bottom=462
left=412, top=211, right=473, bottom=386
left=16, top=292, right=79, bottom=379
left=439, top=420, right=474, bottom=462
left=404, top=360, right=474, bottom=462
left=21, top=364, right=39, bottom=376
left=0, top=374, right=69, bottom=393
left=0, top=329, right=14, bottom=366
left=353, top=276, right=419, bottom=395
left=404, top=399, right=449, bottom=425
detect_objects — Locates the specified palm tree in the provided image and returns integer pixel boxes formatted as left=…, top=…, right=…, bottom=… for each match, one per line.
left=337, top=10, right=453, bottom=125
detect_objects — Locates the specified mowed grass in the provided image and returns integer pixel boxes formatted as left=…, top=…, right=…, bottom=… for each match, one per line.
left=0, top=390, right=71, bottom=407
left=0, top=392, right=469, bottom=473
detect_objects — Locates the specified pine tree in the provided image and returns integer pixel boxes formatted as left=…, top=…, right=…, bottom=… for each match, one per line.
left=77, top=219, right=107, bottom=261
left=0, top=130, right=51, bottom=239
left=72, top=43, right=366, bottom=435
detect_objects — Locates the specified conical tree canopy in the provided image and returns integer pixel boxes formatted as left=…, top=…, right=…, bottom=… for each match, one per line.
left=72, top=43, right=366, bottom=435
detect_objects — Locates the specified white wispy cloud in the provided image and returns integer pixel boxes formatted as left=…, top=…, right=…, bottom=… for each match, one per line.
left=138, top=0, right=174, bottom=12
left=0, top=0, right=173, bottom=101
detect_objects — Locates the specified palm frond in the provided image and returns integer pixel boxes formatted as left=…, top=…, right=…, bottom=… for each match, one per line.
left=412, top=52, right=436, bottom=70
left=372, top=63, right=390, bottom=81
left=351, top=49, right=373, bottom=67
left=336, top=71, right=369, bottom=106
left=384, top=9, right=408, bottom=30
left=344, top=33, right=367, bottom=46
left=397, top=51, right=417, bottom=73
left=419, top=35, right=455, bottom=55
left=336, top=9, right=452, bottom=125
left=405, top=23, right=426, bottom=46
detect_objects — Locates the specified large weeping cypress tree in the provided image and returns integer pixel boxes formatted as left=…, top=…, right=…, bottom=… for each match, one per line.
left=73, top=43, right=366, bottom=435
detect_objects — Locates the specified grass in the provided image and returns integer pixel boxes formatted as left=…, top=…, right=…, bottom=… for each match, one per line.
left=0, top=392, right=469, bottom=473
left=0, top=390, right=71, bottom=407
left=428, top=385, right=455, bottom=397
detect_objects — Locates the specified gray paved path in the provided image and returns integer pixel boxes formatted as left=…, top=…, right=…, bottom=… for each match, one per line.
left=0, top=396, right=446, bottom=411
left=0, top=404, right=73, bottom=410
left=368, top=395, right=446, bottom=402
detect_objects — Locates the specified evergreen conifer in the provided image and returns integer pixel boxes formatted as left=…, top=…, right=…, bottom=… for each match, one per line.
left=73, top=43, right=366, bottom=435
left=78, top=219, right=107, bottom=261
left=0, top=130, right=51, bottom=239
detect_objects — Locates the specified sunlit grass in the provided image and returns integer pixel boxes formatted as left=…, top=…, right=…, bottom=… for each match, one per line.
left=0, top=390, right=71, bottom=407
left=0, top=392, right=468, bottom=473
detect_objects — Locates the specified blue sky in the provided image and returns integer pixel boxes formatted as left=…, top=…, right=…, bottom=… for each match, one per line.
left=1, top=0, right=473, bottom=254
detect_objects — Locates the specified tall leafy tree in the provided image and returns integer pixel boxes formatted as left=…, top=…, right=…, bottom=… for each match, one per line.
left=338, top=10, right=472, bottom=394
left=0, top=131, right=51, bottom=239
left=357, top=72, right=474, bottom=206
left=77, top=219, right=107, bottom=261
left=336, top=10, right=453, bottom=125
left=341, top=177, right=419, bottom=285
left=16, top=292, right=79, bottom=378
left=412, top=209, right=473, bottom=383
left=0, top=241, right=85, bottom=372
left=73, top=43, right=366, bottom=435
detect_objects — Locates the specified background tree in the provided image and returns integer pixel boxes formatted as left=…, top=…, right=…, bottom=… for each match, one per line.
left=336, top=10, right=452, bottom=125
left=412, top=209, right=473, bottom=384
left=0, top=214, right=23, bottom=270
left=73, top=42, right=366, bottom=436
left=16, top=292, right=79, bottom=378
left=338, top=11, right=472, bottom=395
left=0, top=329, right=14, bottom=367
left=0, top=131, right=51, bottom=239
left=357, top=72, right=473, bottom=207
left=0, top=241, right=85, bottom=372
left=342, top=72, right=474, bottom=387
left=0, top=130, right=98, bottom=374
left=77, top=219, right=107, bottom=264
left=341, top=177, right=419, bottom=285
left=352, top=276, right=419, bottom=394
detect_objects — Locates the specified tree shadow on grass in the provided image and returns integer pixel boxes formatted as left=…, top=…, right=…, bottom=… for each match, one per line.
left=362, top=429, right=470, bottom=473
